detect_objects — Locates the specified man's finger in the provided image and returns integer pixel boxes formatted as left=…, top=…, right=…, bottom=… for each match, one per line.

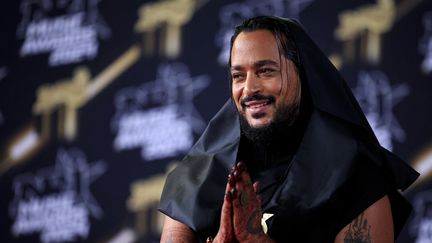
left=253, top=181, right=260, bottom=194
left=220, top=174, right=233, bottom=227
left=253, top=181, right=262, bottom=205
left=222, top=171, right=237, bottom=236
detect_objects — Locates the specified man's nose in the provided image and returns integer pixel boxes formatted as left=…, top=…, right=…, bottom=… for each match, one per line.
left=243, top=73, right=261, bottom=96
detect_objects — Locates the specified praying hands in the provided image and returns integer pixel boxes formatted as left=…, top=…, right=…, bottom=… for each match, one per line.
left=212, top=162, right=275, bottom=243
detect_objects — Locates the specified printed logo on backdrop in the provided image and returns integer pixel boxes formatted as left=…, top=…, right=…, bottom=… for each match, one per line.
left=215, top=0, right=315, bottom=65
left=410, top=189, right=432, bottom=243
left=420, top=11, right=432, bottom=75
left=353, top=70, right=410, bottom=151
left=17, top=0, right=111, bottom=66
left=112, top=62, right=210, bottom=161
left=135, top=0, right=205, bottom=59
left=9, top=147, right=107, bottom=243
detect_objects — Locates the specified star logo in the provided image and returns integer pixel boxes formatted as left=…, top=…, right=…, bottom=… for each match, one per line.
left=112, top=62, right=211, bottom=160
left=9, top=147, right=107, bottom=242
left=353, top=70, right=410, bottom=151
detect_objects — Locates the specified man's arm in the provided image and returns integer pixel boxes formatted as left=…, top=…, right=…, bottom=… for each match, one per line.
left=334, top=195, right=394, bottom=243
left=160, top=215, right=196, bottom=243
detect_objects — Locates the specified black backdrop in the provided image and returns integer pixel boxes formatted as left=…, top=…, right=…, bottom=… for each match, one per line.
left=1, top=0, right=431, bottom=242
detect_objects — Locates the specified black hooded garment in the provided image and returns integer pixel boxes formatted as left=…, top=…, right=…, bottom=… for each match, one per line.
left=159, top=17, right=419, bottom=242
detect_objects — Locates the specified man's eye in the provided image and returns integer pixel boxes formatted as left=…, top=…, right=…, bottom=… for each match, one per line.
left=258, top=68, right=275, bottom=76
left=232, top=73, right=244, bottom=81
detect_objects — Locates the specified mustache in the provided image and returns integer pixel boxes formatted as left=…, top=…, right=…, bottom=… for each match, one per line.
left=240, top=94, right=276, bottom=108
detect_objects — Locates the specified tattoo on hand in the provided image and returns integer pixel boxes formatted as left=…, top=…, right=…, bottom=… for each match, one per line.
left=246, top=210, right=262, bottom=235
left=343, top=213, right=372, bottom=243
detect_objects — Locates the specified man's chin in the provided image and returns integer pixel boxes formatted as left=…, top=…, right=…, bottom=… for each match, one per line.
left=239, top=105, right=299, bottom=145
left=245, top=114, right=273, bottom=128
left=239, top=116, right=275, bottom=145
left=247, top=120, right=271, bottom=129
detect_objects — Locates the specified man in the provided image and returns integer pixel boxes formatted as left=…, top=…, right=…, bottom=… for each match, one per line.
left=159, top=16, right=419, bottom=242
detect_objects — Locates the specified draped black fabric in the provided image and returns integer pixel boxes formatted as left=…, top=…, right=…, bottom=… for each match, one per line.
left=159, top=17, right=419, bottom=242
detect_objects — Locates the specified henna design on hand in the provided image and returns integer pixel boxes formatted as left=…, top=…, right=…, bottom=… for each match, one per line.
left=246, top=210, right=263, bottom=235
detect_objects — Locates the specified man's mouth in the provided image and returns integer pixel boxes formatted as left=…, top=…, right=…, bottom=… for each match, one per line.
left=240, top=95, right=276, bottom=118
left=244, top=99, right=271, bottom=111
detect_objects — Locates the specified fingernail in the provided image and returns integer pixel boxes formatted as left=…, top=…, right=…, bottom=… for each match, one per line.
left=254, top=181, right=260, bottom=192
left=236, top=161, right=246, bottom=171
left=230, top=188, right=236, bottom=198
left=228, top=175, right=235, bottom=186
left=225, top=192, right=232, bottom=201
left=233, top=170, right=242, bottom=181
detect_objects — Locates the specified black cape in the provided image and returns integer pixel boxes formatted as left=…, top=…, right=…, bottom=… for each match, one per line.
left=159, top=17, right=419, bottom=242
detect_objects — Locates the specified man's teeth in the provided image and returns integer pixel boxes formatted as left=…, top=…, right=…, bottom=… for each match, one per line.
left=249, top=103, right=267, bottom=109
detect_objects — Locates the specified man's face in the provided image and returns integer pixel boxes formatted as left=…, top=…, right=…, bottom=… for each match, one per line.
left=230, top=30, right=301, bottom=129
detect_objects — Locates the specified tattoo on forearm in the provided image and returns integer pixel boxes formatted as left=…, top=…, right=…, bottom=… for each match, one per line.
left=343, top=213, right=372, bottom=243
left=246, top=210, right=262, bottom=235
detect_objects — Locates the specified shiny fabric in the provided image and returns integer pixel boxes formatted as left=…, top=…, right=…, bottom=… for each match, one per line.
left=159, top=17, right=419, bottom=242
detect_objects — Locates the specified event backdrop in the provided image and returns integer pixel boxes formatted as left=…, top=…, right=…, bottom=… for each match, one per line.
left=1, top=0, right=431, bottom=242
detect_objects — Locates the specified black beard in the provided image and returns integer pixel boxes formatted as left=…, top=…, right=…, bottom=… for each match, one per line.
left=238, top=102, right=299, bottom=146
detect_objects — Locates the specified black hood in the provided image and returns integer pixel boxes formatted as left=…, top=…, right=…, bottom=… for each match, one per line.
left=159, top=17, right=419, bottom=242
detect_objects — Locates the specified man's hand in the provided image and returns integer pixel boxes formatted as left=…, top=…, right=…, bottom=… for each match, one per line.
left=231, top=162, right=273, bottom=242
left=214, top=162, right=274, bottom=243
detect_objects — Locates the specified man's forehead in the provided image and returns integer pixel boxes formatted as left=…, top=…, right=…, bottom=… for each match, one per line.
left=230, top=59, right=280, bottom=70
left=232, top=30, right=279, bottom=50
left=230, top=30, right=282, bottom=67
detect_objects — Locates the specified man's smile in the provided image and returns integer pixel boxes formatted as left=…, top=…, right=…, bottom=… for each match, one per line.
left=244, top=99, right=272, bottom=114
left=241, top=95, right=276, bottom=119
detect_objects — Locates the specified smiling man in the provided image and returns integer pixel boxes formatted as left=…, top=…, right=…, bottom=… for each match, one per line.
left=231, top=30, right=301, bottom=128
left=159, top=16, right=418, bottom=243
left=231, top=29, right=301, bottom=145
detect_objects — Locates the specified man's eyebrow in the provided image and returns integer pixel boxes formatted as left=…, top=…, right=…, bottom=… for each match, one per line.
left=230, top=60, right=279, bottom=71
left=254, top=60, right=278, bottom=67
left=230, top=65, right=243, bottom=71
